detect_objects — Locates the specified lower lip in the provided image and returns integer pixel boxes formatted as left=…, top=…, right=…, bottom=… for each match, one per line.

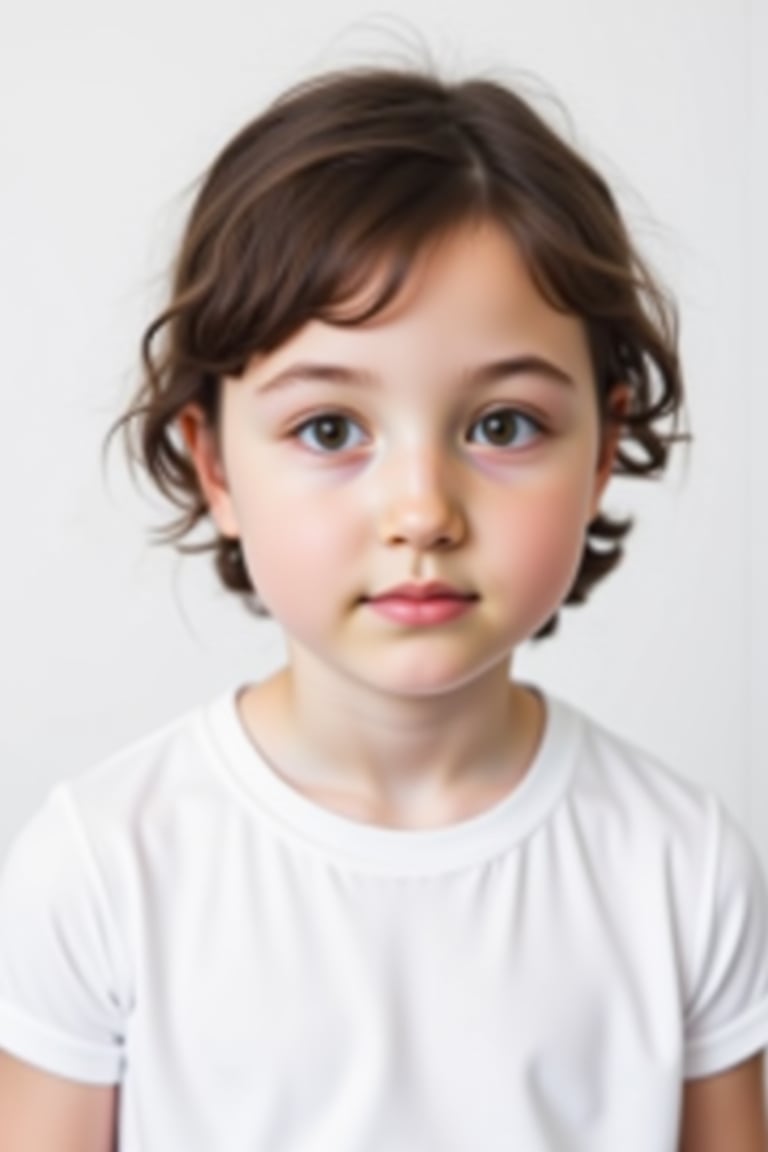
left=367, top=597, right=475, bottom=625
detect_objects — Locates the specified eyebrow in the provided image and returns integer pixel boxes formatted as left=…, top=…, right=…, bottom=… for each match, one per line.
left=255, top=355, right=575, bottom=395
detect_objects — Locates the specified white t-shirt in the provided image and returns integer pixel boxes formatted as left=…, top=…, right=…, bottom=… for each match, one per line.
left=1, top=686, right=767, bottom=1151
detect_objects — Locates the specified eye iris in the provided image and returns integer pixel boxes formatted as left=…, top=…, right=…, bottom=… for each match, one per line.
left=315, top=417, right=347, bottom=449
left=482, top=411, right=518, bottom=445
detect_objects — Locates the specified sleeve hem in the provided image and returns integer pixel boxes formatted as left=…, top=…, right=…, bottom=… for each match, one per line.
left=684, top=993, right=768, bottom=1079
left=0, top=1000, right=124, bottom=1085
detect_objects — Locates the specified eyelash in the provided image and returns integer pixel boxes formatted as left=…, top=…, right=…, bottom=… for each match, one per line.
left=290, top=408, right=546, bottom=455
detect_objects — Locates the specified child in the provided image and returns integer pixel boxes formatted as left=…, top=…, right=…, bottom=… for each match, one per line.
left=1, top=64, right=767, bottom=1151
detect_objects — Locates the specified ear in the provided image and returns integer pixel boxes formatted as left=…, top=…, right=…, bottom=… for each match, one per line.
left=177, top=403, right=240, bottom=539
left=590, top=384, right=631, bottom=519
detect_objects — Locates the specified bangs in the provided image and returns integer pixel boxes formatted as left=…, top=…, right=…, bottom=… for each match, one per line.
left=184, top=151, right=491, bottom=374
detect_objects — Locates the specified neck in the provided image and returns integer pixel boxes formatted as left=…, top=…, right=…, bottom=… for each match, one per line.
left=238, top=650, right=543, bottom=828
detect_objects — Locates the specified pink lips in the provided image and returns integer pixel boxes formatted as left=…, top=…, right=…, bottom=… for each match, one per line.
left=366, top=582, right=477, bottom=626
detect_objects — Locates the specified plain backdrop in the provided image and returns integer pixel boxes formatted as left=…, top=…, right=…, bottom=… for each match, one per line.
left=0, top=0, right=765, bottom=903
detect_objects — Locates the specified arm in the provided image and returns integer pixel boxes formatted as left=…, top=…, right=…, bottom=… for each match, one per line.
left=679, top=1052, right=767, bottom=1152
left=0, top=1051, right=118, bottom=1152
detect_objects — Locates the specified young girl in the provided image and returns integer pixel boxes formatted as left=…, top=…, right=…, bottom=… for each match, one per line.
left=1, top=65, right=766, bottom=1151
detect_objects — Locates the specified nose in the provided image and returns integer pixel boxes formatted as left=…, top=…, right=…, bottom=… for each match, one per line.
left=377, top=446, right=467, bottom=551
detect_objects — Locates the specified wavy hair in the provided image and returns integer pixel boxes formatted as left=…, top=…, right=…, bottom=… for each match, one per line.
left=104, top=65, right=686, bottom=638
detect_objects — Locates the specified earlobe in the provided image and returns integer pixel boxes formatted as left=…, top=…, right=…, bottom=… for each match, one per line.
left=177, top=404, right=240, bottom=539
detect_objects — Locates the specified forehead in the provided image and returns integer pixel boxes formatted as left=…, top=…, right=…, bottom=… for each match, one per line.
left=243, top=219, right=592, bottom=386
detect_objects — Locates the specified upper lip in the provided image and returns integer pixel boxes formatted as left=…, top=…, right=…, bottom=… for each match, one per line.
left=368, top=582, right=475, bottom=601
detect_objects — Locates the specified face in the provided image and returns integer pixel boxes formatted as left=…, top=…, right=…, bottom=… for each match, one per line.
left=180, top=219, right=620, bottom=699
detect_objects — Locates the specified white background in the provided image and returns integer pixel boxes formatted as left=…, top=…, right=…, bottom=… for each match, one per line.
left=0, top=0, right=765, bottom=896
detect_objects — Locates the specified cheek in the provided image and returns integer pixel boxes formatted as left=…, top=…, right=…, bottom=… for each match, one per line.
left=234, top=486, right=360, bottom=616
left=493, top=480, right=592, bottom=606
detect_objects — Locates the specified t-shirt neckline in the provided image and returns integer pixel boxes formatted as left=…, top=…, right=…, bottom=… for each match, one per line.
left=201, top=683, right=580, bottom=876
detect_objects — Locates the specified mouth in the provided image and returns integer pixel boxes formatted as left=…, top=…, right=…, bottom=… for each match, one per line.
left=365, top=582, right=477, bottom=603
left=361, top=584, right=478, bottom=626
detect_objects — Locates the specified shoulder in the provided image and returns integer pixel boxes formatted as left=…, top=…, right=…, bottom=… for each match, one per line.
left=572, top=701, right=766, bottom=900
left=549, top=695, right=768, bottom=1077
left=0, top=690, right=239, bottom=1072
left=57, top=689, right=233, bottom=833
left=552, top=695, right=724, bottom=851
left=547, top=693, right=767, bottom=960
left=1, top=689, right=239, bottom=913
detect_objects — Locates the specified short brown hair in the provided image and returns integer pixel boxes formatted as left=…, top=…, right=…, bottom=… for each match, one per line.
left=105, top=65, right=686, bottom=638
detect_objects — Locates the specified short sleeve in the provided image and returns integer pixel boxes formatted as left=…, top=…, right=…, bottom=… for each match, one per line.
left=0, top=786, right=131, bottom=1083
left=683, top=799, right=768, bottom=1078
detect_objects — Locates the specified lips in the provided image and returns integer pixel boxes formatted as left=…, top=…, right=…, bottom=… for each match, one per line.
left=365, top=586, right=476, bottom=626
left=368, top=582, right=475, bottom=603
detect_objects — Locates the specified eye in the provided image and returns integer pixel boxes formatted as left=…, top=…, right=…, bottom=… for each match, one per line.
left=293, top=413, right=367, bottom=453
left=468, top=408, right=542, bottom=449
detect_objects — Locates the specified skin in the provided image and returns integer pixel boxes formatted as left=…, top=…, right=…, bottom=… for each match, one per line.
left=0, top=1049, right=118, bottom=1150
left=179, top=220, right=768, bottom=1145
left=0, top=225, right=763, bottom=1151
left=679, top=1057, right=767, bottom=1151
left=179, top=217, right=625, bottom=827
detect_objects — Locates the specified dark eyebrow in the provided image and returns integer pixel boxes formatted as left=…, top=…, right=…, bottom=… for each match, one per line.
left=255, top=355, right=574, bottom=395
